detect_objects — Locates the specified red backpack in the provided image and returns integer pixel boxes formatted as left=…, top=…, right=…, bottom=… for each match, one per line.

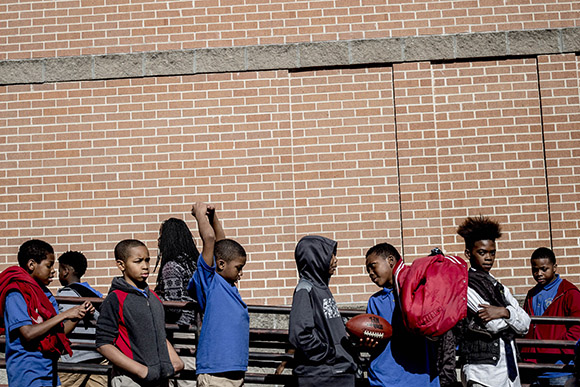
left=394, top=249, right=468, bottom=337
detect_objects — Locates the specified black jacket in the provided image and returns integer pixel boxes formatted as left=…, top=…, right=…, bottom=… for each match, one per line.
left=96, top=277, right=174, bottom=384
left=288, top=236, right=357, bottom=378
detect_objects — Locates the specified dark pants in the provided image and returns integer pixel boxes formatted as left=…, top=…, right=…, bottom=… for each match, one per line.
left=297, top=373, right=356, bottom=387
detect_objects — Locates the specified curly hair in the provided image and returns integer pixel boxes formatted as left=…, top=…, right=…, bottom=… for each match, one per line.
left=58, top=251, right=88, bottom=277
left=18, top=239, right=54, bottom=268
left=531, top=247, right=556, bottom=264
left=365, top=243, right=401, bottom=263
left=154, top=218, right=199, bottom=293
left=457, top=215, right=502, bottom=250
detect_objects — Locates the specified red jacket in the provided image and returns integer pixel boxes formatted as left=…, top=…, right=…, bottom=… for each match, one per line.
left=394, top=253, right=468, bottom=337
left=522, top=278, right=580, bottom=360
left=0, top=266, right=72, bottom=356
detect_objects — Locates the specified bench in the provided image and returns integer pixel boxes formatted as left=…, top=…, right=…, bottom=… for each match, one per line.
left=0, top=296, right=577, bottom=386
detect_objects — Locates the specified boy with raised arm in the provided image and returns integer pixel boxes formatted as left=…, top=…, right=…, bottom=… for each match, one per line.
left=96, top=239, right=184, bottom=386
left=0, top=239, right=94, bottom=387
left=187, top=202, right=249, bottom=387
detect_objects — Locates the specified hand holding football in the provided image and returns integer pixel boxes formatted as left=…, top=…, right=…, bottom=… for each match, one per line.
left=346, top=313, right=392, bottom=342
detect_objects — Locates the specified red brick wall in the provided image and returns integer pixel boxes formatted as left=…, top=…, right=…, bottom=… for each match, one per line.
left=2, top=55, right=579, bottom=303
left=1, top=0, right=578, bottom=60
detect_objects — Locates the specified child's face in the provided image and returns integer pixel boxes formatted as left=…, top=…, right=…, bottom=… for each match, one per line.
left=531, top=257, right=557, bottom=286
left=117, top=245, right=150, bottom=289
left=328, top=254, right=337, bottom=276
left=366, top=253, right=394, bottom=288
left=466, top=239, right=496, bottom=272
left=218, top=255, right=246, bottom=285
left=28, top=253, right=56, bottom=287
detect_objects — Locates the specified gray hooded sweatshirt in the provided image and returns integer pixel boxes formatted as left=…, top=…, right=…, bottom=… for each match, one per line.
left=289, top=235, right=357, bottom=378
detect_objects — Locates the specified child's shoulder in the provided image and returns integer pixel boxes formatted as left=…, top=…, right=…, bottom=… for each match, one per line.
left=295, top=279, right=313, bottom=293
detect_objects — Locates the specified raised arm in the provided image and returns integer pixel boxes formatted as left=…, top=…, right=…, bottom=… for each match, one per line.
left=192, top=202, right=216, bottom=268
left=208, top=207, right=226, bottom=242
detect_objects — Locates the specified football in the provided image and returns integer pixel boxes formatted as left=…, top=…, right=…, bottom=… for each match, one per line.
left=346, top=313, right=392, bottom=342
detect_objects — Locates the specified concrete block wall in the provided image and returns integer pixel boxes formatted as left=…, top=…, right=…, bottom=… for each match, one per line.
left=0, top=0, right=579, bottom=304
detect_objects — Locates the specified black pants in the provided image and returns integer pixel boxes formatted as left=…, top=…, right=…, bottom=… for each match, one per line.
left=297, top=373, right=356, bottom=387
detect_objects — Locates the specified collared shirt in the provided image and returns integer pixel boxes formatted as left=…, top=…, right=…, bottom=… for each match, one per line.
left=367, top=287, right=439, bottom=387
left=4, top=288, right=60, bottom=387
left=532, top=274, right=562, bottom=316
left=462, top=271, right=531, bottom=387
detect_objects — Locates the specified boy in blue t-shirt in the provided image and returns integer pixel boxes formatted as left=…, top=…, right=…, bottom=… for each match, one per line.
left=364, top=242, right=440, bottom=387
left=187, top=202, right=249, bottom=387
left=0, top=239, right=94, bottom=387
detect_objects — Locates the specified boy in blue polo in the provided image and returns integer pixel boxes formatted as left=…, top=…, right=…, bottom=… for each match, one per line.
left=0, top=239, right=94, bottom=387
left=187, top=202, right=249, bottom=387
left=364, top=242, right=440, bottom=387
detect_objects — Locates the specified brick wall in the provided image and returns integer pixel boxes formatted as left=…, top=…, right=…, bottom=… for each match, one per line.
left=1, top=0, right=579, bottom=305
left=1, top=0, right=578, bottom=60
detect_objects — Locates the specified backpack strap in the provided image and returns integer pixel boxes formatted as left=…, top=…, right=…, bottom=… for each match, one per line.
left=68, top=283, right=101, bottom=298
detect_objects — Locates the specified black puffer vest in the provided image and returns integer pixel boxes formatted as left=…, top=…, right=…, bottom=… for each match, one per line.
left=459, top=270, right=516, bottom=365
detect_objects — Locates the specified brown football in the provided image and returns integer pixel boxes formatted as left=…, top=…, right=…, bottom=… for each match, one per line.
left=346, top=313, right=392, bottom=342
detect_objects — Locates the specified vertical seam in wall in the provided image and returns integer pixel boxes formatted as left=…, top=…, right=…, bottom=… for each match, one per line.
left=430, top=62, right=445, bottom=252
left=391, top=65, right=404, bottom=255
left=288, top=71, right=298, bottom=244
left=535, top=56, right=553, bottom=250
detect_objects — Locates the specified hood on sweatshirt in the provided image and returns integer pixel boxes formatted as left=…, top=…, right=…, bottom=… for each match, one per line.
left=294, top=235, right=337, bottom=286
left=108, top=276, right=149, bottom=296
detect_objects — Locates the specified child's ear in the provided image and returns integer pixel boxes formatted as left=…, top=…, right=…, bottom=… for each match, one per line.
left=26, top=259, right=36, bottom=273
left=116, top=259, right=126, bottom=272
left=216, top=259, right=226, bottom=272
left=464, top=249, right=471, bottom=259
left=387, top=256, right=395, bottom=268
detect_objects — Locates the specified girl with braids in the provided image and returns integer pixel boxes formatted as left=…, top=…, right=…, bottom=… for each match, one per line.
left=457, top=216, right=530, bottom=387
left=155, top=217, right=199, bottom=326
left=154, top=217, right=199, bottom=387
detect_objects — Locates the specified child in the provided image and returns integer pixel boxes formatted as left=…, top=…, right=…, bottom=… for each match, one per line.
left=96, top=239, right=184, bottom=386
left=0, top=239, right=94, bottom=387
left=187, top=202, right=249, bottom=387
left=457, top=216, right=531, bottom=387
left=154, top=217, right=199, bottom=326
left=288, top=235, right=357, bottom=387
left=57, top=250, right=106, bottom=387
left=364, top=242, right=440, bottom=387
left=154, top=217, right=201, bottom=387
left=522, top=247, right=580, bottom=361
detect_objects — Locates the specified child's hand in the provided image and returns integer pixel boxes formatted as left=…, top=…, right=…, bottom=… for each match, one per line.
left=82, top=301, right=96, bottom=315
left=358, top=336, right=380, bottom=348
left=478, top=304, right=510, bottom=323
left=63, top=302, right=91, bottom=321
left=192, top=202, right=209, bottom=220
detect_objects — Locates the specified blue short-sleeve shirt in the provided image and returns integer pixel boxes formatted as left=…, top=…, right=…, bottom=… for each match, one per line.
left=187, top=254, right=249, bottom=374
left=367, top=287, right=439, bottom=387
left=4, top=288, right=60, bottom=387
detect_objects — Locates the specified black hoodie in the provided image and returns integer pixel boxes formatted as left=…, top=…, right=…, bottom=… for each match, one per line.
left=289, top=235, right=357, bottom=378
left=96, top=277, right=174, bottom=385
